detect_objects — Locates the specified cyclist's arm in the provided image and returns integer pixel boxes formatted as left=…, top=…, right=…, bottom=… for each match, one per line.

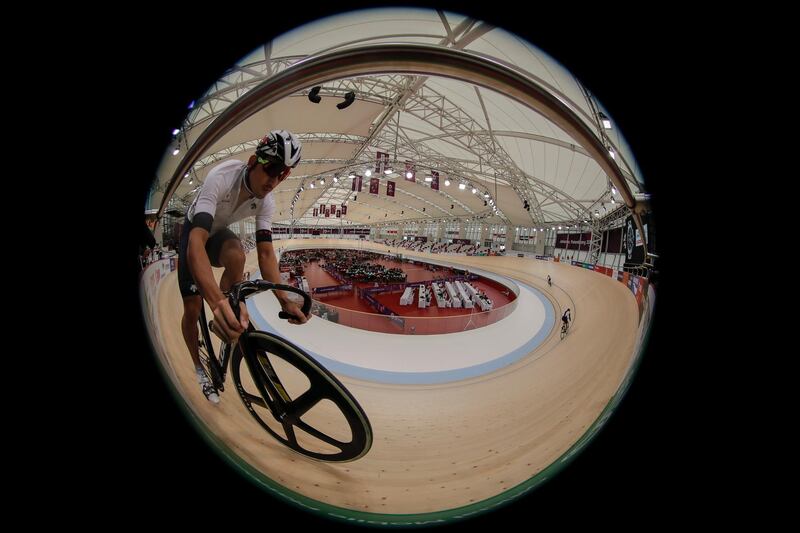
left=256, top=236, right=288, bottom=302
left=254, top=198, right=293, bottom=306
left=256, top=236, right=309, bottom=323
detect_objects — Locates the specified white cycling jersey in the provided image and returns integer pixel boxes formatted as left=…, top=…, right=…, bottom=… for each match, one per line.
left=187, top=159, right=276, bottom=235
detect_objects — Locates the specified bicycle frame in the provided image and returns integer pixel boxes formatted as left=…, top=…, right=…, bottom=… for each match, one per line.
left=199, top=280, right=310, bottom=392
left=198, top=304, right=233, bottom=384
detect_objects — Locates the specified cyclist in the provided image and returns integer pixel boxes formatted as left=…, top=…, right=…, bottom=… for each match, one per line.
left=547, top=275, right=552, bottom=287
left=561, top=307, right=571, bottom=332
left=178, top=130, right=310, bottom=403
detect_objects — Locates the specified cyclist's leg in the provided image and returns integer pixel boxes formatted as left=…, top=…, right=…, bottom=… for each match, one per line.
left=185, top=296, right=220, bottom=402
left=179, top=222, right=220, bottom=402
left=178, top=219, right=204, bottom=369
left=206, top=229, right=245, bottom=292
left=181, top=295, right=203, bottom=368
left=182, top=292, right=220, bottom=402
left=218, top=238, right=246, bottom=292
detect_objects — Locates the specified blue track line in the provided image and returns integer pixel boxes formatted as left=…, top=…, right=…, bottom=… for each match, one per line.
left=246, top=273, right=554, bottom=384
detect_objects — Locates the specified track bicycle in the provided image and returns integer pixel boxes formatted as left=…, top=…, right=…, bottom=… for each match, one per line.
left=197, top=280, right=372, bottom=462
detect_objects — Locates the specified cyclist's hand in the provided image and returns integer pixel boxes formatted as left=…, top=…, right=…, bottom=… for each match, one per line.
left=211, top=298, right=247, bottom=342
left=280, top=300, right=310, bottom=325
left=238, top=301, right=250, bottom=331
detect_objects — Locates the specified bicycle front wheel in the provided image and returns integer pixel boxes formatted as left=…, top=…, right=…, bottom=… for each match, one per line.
left=231, top=331, right=372, bottom=462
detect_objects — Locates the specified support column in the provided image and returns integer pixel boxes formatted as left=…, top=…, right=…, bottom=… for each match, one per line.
left=534, top=230, right=545, bottom=254
left=504, top=226, right=515, bottom=252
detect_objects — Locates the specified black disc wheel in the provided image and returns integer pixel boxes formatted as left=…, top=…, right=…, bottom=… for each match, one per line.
left=232, top=331, right=372, bottom=462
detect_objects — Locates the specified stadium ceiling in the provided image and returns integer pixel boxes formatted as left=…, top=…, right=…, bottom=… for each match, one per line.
left=153, top=8, right=645, bottom=232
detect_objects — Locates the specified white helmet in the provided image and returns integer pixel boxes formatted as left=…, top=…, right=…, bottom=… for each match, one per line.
left=256, top=129, right=302, bottom=168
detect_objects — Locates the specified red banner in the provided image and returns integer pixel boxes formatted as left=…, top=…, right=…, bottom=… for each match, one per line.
left=404, top=161, right=415, bottom=182
left=387, top=180, right=395, bottom=197
left=319, top=203, right=325, bottom=213
left=336, top=210, right=341, bottom=218
left=313, top=208, right=318, bottom=216
left=325, top=208, right=330, bottom=217
left=431, top=170, right=439, bottom=190
left=341, top=205, right=347, bottom=215
left=369, top=177, right=379, bottom=194
left=352, top=175, right=363, bottom=192
left=375, top=151, right=389, bottom=174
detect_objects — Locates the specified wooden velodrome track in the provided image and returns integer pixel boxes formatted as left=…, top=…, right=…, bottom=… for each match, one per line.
left=153, top=238, right=639, bottom=516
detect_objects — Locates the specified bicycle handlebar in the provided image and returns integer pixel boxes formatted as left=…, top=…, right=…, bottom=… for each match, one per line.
left=227, top=280, right=312, bottom=322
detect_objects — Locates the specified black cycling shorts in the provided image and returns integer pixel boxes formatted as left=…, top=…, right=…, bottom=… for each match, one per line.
left=178, top=217, right=240, bottom=298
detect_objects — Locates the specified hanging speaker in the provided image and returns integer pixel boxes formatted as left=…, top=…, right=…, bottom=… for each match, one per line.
left=337, top=91, right=356, bottom=110
left=308, top=86, right=321, bottom=103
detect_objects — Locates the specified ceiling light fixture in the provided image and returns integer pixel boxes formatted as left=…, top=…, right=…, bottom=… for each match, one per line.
left=598, top=111, right=612, bottom=130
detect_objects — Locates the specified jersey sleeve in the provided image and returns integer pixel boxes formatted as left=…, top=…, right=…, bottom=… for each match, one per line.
left=192, top=170, right=226, bottom=220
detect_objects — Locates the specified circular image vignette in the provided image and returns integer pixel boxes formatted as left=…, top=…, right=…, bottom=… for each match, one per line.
left=137, top=6, right=661, bottom=528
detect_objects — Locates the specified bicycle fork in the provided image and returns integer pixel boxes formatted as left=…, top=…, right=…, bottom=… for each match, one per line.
left=248, top=351, right=293, bottom=421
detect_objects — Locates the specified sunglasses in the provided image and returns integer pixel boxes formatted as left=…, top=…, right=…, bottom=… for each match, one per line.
left=257, top=156, right=298, bottom=169
left=257, top=157, right=292, bottom=182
